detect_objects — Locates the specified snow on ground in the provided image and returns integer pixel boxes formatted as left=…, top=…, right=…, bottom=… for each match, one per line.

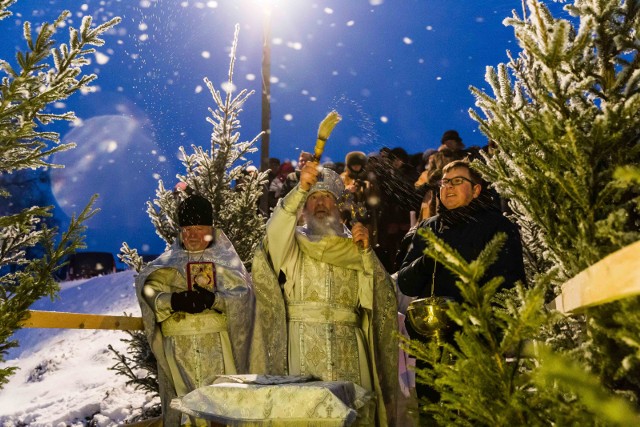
left=0, top=271, right=159, bottom=426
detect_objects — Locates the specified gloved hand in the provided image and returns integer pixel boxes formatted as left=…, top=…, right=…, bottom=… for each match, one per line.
left=171, top=290, right=209, bottom=314
left=193, top=284, right=216, bottom=310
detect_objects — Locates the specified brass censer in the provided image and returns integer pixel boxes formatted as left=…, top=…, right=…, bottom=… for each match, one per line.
left=406, top=296, right=454, bottom=345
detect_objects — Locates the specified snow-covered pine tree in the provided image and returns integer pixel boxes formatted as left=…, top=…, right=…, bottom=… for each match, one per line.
left=0, top=1, right=120, bottom=388
left=121, top=24, right=266, bottom=271
left=471, top=0, right=639, bottom=281
left=404, top=0, right=640, bottom=423
left=467, top=0, right=640, bottom=408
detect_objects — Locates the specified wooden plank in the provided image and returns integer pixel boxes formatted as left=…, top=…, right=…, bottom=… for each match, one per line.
left=20, top=310, right=144, bottom=331
left=549, top=240, right=640, bottom=313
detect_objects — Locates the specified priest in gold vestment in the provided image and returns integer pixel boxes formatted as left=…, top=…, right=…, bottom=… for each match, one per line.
left=251, top=162, right=398, bottom=426
left=136, top=194, right=253, bottom=426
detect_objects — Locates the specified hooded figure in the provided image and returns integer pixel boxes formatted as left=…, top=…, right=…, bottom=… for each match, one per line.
left=250, top=165, right=398, bottom=426
left=135, top=194, right=253, bottom=426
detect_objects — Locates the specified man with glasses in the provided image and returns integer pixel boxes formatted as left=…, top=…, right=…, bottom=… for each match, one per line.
left=396, top=159, right=526, bottom=400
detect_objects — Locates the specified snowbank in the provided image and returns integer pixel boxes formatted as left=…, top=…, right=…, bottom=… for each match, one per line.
left=0, top=271, right=158, bottom=425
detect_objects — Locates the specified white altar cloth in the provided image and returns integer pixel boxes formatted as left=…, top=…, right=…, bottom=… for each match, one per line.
left=171, top=374, right=372, bottom=426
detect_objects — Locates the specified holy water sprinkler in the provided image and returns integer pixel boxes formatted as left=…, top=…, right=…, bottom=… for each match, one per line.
left=312, top=110, right=342, bottom=162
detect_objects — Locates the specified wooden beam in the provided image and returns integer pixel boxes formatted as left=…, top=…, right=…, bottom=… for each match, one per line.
left=549, top=240, right=640, bottom=313
left=20, top=310, right=144, bottom=331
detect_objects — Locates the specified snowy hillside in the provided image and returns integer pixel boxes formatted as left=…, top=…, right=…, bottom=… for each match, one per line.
left=0, top=271, right=159, bottom=426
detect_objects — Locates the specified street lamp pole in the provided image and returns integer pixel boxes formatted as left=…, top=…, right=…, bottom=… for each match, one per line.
left=259, top=6, right=272, bottom=215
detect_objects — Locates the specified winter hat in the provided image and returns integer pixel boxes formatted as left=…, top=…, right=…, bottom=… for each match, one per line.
left=277, top=162, right=295, bottom=180
left=345, top=151, right=367, bottom=168
left=307, top=167, right=345, bottom=200
left=177, top=194, right=214, bottom=227
left=441, top=129, right=464, bottom=144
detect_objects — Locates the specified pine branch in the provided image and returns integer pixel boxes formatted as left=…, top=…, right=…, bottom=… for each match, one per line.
left=118, top=242, right=144, bottom=273
left=407, top=225, right=639, bottom=425
left=108, top=327, right=159, bottom=398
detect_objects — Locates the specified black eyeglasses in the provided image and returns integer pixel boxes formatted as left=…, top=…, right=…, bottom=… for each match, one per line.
left=438, top=176, right=475, bottom=188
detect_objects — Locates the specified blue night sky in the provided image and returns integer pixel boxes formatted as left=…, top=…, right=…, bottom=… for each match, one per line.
left=1, top=0, right=567, bottom=259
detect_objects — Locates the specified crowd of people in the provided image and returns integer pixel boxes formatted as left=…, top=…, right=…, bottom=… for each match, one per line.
left=135, top=129, right=526, bottom=426
left=260, top=129, right=492, bottom=273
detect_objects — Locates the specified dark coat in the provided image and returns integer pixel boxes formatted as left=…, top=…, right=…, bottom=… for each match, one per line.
left=280, top=170, right=300, bottom=198
left=397, top=199, right=526, bottom=301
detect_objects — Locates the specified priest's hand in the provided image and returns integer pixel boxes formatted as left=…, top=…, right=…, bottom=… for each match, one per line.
left=171, top=289, right=213, bottom=313
left=300, top=161, right=320, bottom=191
left=193, top=284, right=216, bottom=310
left=352, top=222, right=370, bottom=249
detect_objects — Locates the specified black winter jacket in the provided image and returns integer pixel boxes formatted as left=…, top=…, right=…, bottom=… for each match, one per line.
left=397, top=199, right=526, bottom=301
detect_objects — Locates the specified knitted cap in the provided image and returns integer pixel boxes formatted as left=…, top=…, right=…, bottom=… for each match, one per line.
left=177, top=195, right=213, bottom=227
left=308, top=167, right=345, bottom=199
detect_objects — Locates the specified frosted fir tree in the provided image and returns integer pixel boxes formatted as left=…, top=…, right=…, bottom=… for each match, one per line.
left=452, top=0, right=640, bottom=412
left=120, top=24, right=266, bottom=271
left=470, top=0, right=639, bottom=281
left=466, top=0, right=640, bottom=412
left=404, top=0, right=640, bottom=424
left=0, top=1, right=120, bottom=388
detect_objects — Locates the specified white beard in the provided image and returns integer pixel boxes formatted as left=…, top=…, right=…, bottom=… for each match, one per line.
left=304, top=211, right=344, bottom=236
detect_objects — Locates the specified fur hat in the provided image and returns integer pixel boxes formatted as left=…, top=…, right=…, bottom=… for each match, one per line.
left=308, top=167, right=345, bottom=200
left=177, top=194, right=214, bottom=227
left=345, top=151, right=367, bottom=167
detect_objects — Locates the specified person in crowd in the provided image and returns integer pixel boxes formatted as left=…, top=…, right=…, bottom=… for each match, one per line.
left=267, top=157, right=281, bottom=184
left=268, top=161, right=294, bottom=211
left=322, top=160, right=344, bottom=175
left=397, top=159, right=526, bottom=401
left=334, top=160, right=346, bottom=175
left=340, top=151, right=380, bottom=247
left=281, top=151, right=313, bottom=197
left=371, top=147, right=422, bottom=272
left=438, top=129, right=465, bottom=151
left=408, top=151, right=426, bottom=182
left=390, top=147, right=419, bottom=184
left=413, top=148, right=437, bottom=190
left=135, top=194, right=253, bottom=426
left=250, top=161, right=399, bottom=426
